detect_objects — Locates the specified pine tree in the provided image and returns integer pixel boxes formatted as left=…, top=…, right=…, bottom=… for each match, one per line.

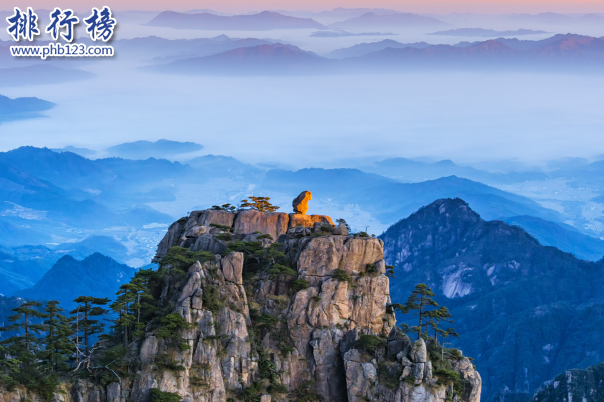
left=39, top=301, right=73, bottom=373
left=71, top=296, right=109, bottom=364
left=111, top=283, right=143, bottom=347
left=128, top=273, right=156, bottom=339
left=0, top=301, right=45, bottom=367
left=240, top=196, right=280, bottom=212
left=211, top=203, right=236, bottom=211
left=405, top=284, right=439, bottom=340
left=425, top=306, right=454, bottom=343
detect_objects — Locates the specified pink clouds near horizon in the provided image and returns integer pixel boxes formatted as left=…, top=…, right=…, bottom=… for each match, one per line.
left=4, top=0, right=604, bottom=14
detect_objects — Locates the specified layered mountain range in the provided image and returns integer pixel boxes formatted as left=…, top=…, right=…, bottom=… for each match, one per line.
left=142, top=34, right=604, bottom=75
left=1, top=145, right=604, bottom=294
left=146, top=10, right=326, bottom=30
left=380, top=198, right=604, bottom=400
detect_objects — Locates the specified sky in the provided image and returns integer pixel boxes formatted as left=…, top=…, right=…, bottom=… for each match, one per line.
left=4, top=0, right=604, bottom=14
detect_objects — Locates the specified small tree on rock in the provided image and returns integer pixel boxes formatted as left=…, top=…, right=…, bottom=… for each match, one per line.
left=405, top=283, right=439, bottom=340
left=240, top=196, right=280, bottom=212
left=211, top=203, right=236, bottom=211
left=425, top=306, right=454, bottom=343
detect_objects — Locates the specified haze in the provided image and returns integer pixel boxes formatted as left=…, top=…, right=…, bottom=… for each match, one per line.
left=6, top=0, right=604, bottom=14
left=1, top=70, right=603, bottom=169
left=1, top=2, right=604, bottom=170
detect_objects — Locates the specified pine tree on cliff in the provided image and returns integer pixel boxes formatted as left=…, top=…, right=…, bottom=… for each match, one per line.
left=240, top=196, right=280, bottom=212
left=405, top=284, right=439, bottom=340
left=71, top=296, right=109, bottom=363
left=111, top=283, right=143, bottom=347
left=0, top=301, right=45, bottom=367
left=425, top=306, right=454, bottom=343
left=39, top=301, right=73, bottom=373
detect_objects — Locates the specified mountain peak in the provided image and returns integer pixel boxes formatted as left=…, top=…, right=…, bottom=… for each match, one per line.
left=15, top=253, right=134, bottom=308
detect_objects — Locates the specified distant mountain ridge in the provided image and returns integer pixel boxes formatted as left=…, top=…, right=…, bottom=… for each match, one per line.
left=142, top=43, right=330, bottom=75
left=15, top=253, right=135, bottom=309
left=257, top=168, right=562, bottom=224
left=326, top=39, right=431, bottom=58
left=381, top=198, right=604, bottom=400
left=503, top=215, right=604, bottom=261
left=276, top=7, right=402, bottom=24
left=107, top=139, right=203, bottom=160
left=358, top=157, right=547, bottom=184
left=144, top=33, right=604, bottom=75
left=0, top=95, right=54, bottom=116
left=111, top=35, right=278, bottom=62
left=429, top=28, right=548, bottom=36
left=330, top=11, right=450, bottom=30
left=146, top=10, right=325, bottom=30
left=352, top=34, right=604, bottom=69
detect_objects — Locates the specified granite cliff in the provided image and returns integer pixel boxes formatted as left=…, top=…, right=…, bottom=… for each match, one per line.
left=1, top=194, right=481, bottom=402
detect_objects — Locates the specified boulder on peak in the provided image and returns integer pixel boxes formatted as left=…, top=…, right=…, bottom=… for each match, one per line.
left=293, top=190, right=312, bottom=215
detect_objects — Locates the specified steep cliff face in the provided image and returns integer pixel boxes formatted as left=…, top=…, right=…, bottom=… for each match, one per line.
left=1, top=206, right=481, bottom=402
left=114, top=207, right=480, bottom=402
left=530, top=362, right=604, bottom=402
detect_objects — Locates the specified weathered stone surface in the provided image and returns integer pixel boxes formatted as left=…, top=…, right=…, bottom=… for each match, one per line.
left=105, top=384, right=120, bottom=402
left=191, top=233, right=227, bottom=254
left=344, top=349, right=377, bottom=402
left=333, top=223, right=349, bottom=236
left=310, top=328, right=347, bottom=402
left=424, top=361, right=433, bottom=379
left=155, top=220, right=185, bottom=260
left=387, top=326, right=412, bottom=361
left=294, top=236, right=384, bottom=277
left=289, top=214, right=335, bottom=229
left=197, top=210, right=236, bottom=228
left=400, top=355, right=413, bottom=366
left=453, top=357, right=482, bottom=402
left=183, top=225, right=208, bottom=238
left=292, top=191, right=312, bottom=215
left=233, top=210, right=289, bottom=240
left=410, top=338, right=428, bottom=363
left=412, top=362, right=425, bottom=380
left=222, top=252, right=244, bottom=285
left=139, top=336, right=158, bottom=363
left=340, top=327, right=359, bottom=355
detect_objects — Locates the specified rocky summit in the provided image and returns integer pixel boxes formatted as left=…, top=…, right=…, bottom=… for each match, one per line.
left=0, top=196, right=481, bottom=402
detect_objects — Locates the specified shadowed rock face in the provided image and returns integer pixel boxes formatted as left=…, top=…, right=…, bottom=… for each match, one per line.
left=292, top=191, right=312, bottom=215
left=5, top=206, right=481, bottom=402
